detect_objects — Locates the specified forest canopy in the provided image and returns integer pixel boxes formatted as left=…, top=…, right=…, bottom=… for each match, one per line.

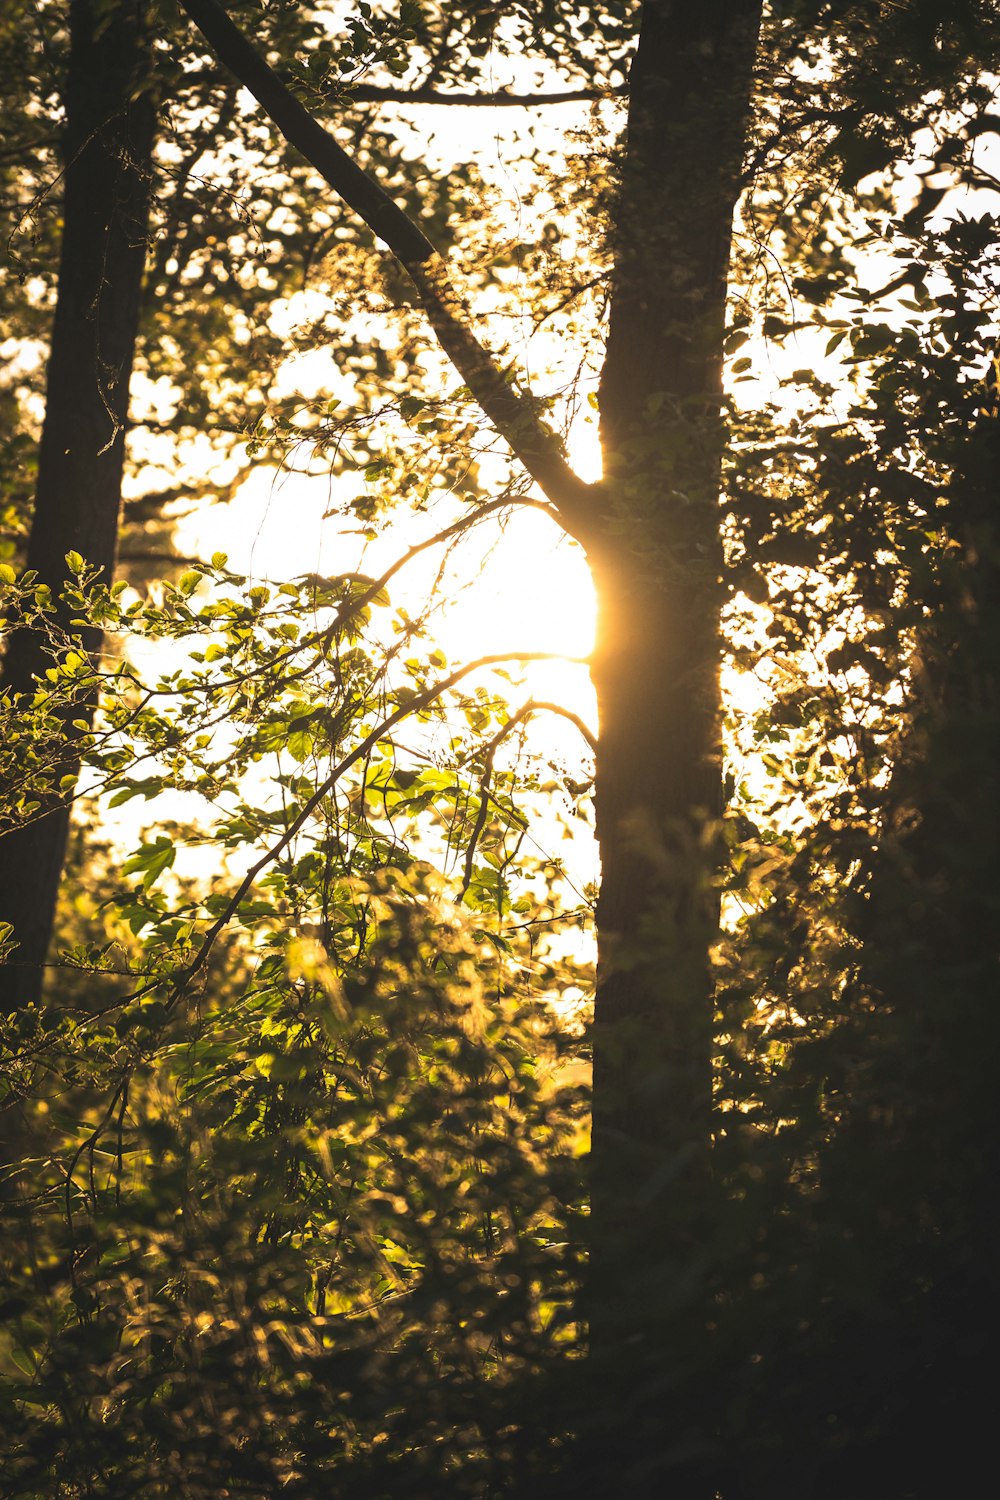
left=1, top=2, right=998, bottom=1496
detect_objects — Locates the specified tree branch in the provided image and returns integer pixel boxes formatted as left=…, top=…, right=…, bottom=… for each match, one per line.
left=176, top=0, right=599, bottom=542
left=346, top=83, right=624, bottom=108
left=132, top=494, right=569, bottom=701
left=460, top=698, right=596, bottom=898
left=0, top=132, right=58, bottom=165
left=167, top=651, right=585, bottom=1000
left=519, top=699, right=598, bottom=754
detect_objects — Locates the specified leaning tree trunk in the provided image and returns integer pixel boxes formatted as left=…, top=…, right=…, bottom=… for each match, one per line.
left=0, top=0, right=155, bottom=1010
left=585, top=3, right=762, bottom=1490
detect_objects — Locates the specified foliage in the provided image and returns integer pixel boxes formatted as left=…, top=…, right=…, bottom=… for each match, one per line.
left=715, top=172, right=1000, bottom=1494
left=2, top=0, right=999, bottom=1494
left=0, top=559, right=587, bottom=1496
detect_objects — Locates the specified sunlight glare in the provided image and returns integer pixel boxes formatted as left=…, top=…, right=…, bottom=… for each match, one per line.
left=175, top=468, right=597, bottom=716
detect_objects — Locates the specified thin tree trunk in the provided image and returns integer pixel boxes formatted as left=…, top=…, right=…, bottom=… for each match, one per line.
left=0, top=0, right=155, bottom=1010
left=585, top=2, right=762, bottom=1488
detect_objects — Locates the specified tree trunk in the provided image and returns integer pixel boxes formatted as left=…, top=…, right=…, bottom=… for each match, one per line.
left=74, top=0, right=764, bottom=1483
left=0, top=0, right=155, bottom=1011
left=585, top=2, right=761, bottom=1488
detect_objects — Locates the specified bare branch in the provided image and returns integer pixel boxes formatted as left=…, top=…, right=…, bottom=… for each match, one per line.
left=346, top=83, right=624, bottom=108
left=122, top=468, right=246, bottom=525
left=116, top=549, right=204, bottom=568
left=0, top=132, right=58, bottom=165
left=519, top=699, right=598, bottom=754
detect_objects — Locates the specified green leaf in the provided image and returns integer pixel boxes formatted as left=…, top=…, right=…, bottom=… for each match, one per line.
left=122, top=836, right=176, bottom=889
left=107, top=786, right=141, bottom=808
left=177, top=569, right=203, bottom=596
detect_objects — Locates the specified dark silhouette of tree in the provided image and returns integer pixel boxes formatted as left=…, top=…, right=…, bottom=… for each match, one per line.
left=0, top=0, right=155, bottom=1009
left=1, top=1, right=998, bottom=1494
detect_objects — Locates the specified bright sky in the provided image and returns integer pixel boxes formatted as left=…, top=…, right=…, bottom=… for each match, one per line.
left=169, top=60, right=607, bottom=707
left=167, top=75, right=608, bottom=869
left=100, top=68, right=617, bottom=927
left=125, top=40, right=999, bottom=923
left=165, top=431, right=600, bottom=895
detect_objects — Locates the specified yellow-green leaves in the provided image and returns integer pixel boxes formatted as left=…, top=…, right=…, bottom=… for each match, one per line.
left=121, top=835, right=176, bottom=890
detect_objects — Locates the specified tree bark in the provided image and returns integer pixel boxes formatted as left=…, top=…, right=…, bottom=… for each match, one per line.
left=585, top=2, right=762, bottom=1488
left=128, top=2, right=765, bottom=1487
left=0, top=0, right=155, bottom=1010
